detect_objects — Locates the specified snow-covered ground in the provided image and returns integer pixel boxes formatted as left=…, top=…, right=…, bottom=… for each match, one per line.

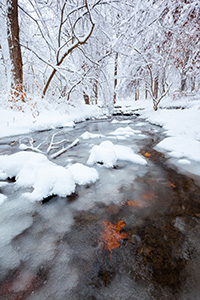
left=117, top=94, right=200, bottom=178
left=0, top=95, right=104, bottom=139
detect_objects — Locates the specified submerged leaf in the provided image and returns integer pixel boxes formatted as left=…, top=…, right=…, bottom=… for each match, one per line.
left=144, top=152, right=152, bottom=158
left=101, top=220, right=128, bottom=254
left=142, top=191, right=158, bottom=200
left=127, top=200, right=144, bottom=208
left=168, top=182, right=176, bottom=188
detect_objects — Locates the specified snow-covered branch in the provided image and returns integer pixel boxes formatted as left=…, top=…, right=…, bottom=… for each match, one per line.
left=15, top=131, right=79, bottom=159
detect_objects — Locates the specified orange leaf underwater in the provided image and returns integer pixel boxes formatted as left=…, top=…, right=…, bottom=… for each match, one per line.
left=142, top=191, right=158, bottom=200
left=101, top=220, right=128, bottom=254
left=144, top=152, right=152, bottom=158
left=168, top=182, right=176, bottom=188
left=127, top=200, right=144, bottom=208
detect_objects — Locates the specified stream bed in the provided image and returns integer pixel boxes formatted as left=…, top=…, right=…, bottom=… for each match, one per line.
left=0, top=116, right=200, bottom=300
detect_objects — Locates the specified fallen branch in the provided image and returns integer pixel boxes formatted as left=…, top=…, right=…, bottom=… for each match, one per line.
left=15, top=131, right=76, bottom=159
left=49, top=138, right=80, bottom=159
left=46, top=131, right=69, bottom=154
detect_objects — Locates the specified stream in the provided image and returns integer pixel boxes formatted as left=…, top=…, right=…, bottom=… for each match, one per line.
left=0, top=116, right=200, bottom=300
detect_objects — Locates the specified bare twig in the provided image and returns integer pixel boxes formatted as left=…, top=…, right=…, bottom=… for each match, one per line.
left=50, top=138, right=79, bottom=159
left=46, top=131, right=69, bottom=154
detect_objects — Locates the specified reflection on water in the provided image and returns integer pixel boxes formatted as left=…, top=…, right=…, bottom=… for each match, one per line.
left=0, top=117, right=200, bottom=300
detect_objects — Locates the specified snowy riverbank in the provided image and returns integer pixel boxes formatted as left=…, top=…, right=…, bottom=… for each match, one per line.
left=0, top=93, right=200, bottom=178
left=118, top=94, right=200, bottom=178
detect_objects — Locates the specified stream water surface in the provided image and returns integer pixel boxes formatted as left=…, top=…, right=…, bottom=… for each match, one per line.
left=0, top=116, right=200, bottom=300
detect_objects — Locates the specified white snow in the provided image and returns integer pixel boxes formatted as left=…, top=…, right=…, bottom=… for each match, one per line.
left=0, top=151, right=99, bottom=202
left=111, top=119, right=120, bottom=124
left=0, top=181, right=8, bottom=188
left=68, top=163, right=99, bottom=185
left=80, top=131, right=105, bottom=139
left=156, top=137, right=200, bottom=162
left=115, top=96, right=200, bottom=176
left=0, top=193, right=7, bottom=205
left=87, top=140, right=146, bottom=168
left=177, top=159, right=191, bottom=165
left=0, top=100, right=103, bottom=139
left=109, top=126, right=141, bottom=137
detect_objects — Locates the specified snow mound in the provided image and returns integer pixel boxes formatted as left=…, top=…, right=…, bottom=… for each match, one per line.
left=120, top=120, right=132, bottom=124
left=177, top=159, right=191, bottom=165
left=68, top=163, right=99, bottom=185
left=0, top=151, right=99, bottom=202
left=156, top=137, right=200, bottom=162
left=0, top=151, right=49, bottom=180
left=80, top=131, right=104, bottom=139
left=111, top=119, right=120, bottom=124
left=23, top=165, right=75, bottom=202
left=87, top=141, right=146, bottom=168
left=109, top=126, right=141, bottom=137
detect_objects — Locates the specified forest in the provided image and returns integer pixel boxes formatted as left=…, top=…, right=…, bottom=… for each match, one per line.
left=0, top=0, right=199, bottom=113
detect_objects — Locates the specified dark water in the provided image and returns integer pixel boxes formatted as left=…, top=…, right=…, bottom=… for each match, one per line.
left=0, top=117, right=200, bottom=300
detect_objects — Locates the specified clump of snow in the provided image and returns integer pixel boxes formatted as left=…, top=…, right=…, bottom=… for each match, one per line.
left=120, top=120, right=132, bottom=124
left=135, top=122, right=146, bottom=127
left=80, top=131, right=105, bottom=139
left=87, top=141, right=117, bottom=168
left=156, top=137, right=200, bottom=162
left=87, top=141, right=146, bottom=168
left=0, top=151, right=99, bottom=201
left=111, top=119, right=120, bottom=124
left=109, top=126, right=141, bottom=137
left=0, top=151, right=49, bottom=179
left=177, top=159, right=191, bottom=165
left=108, top=135, right=127, bottom=141
left=24, top=166, right=75, bottom=202
left=68, top=163, right=99, bottom=185
left=111, top=119, right=132, bottom=124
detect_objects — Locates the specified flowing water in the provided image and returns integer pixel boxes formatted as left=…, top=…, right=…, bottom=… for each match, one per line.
left=0, top=117, right=200, bottom=300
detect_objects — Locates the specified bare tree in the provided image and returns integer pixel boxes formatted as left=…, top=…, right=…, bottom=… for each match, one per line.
left=7, top=0, right=23, bottom=86
left=42, top=0, right=96, bottom=97
left=134, top=48, right=171, bottom=111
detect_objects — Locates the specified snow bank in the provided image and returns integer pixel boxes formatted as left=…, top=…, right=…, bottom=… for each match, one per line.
left=0, top=99, right=103, bottom=139
left=156, top=137, right=200, bottom=162
left=87, top=141, right=146, bottom=168
left=138, top=98, right=200, bottom=166
left=116, top=96, right=200, bottom=176
left=0, top=151, right=99, bottom=202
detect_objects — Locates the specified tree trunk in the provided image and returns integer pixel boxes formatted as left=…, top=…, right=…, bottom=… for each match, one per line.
left=145, top=82, right=148, bottom=99
left=191, top=76, right=195, bottom=92
left=113, top=52, right=118, bottom=104
left=7, top=0, right=23, bottom=86
left=181, top=73, right=187, bottom=91
left=135, top=80, right=139, bottom=101
left=83, top=91, right=89, bottom=105
left=93, top=79, right=98, bottom=105
left=153, top=74, right=159, bottom=99
left=161, top=69, right=166, bottom=94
